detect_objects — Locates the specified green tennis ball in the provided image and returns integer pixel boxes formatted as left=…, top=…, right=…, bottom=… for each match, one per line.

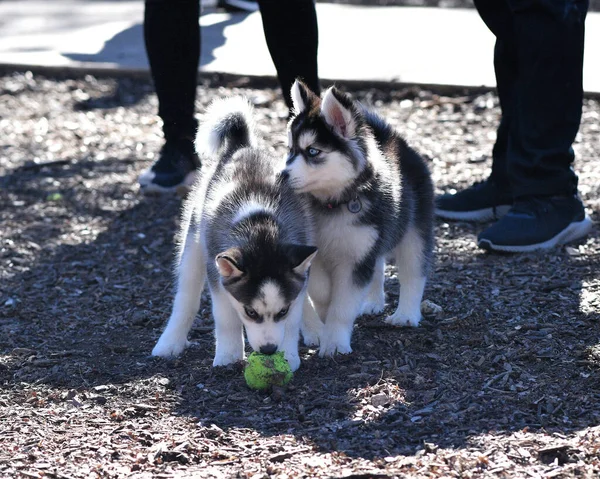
left=244, top=351, right=293, bottom=390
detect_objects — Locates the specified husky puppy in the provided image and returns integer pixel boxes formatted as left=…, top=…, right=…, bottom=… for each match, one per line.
left=283, top=81, right=434, bottom=357
left=152, top=97, right=320, bottom=371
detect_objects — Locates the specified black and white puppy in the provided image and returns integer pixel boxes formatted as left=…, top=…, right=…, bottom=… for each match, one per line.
left=152, top=97, right=321, bottom=371
left=283, top=81, right=434, bottom=357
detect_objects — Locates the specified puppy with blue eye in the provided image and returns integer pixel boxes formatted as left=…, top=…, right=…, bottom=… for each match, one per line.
left=151, top=97, right=321, bottom=371
left=282, top=81, right=435, bottom=357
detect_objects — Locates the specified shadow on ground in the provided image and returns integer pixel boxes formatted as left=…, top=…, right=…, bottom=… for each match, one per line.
left=1, top=153, right=599, bottom=462
left=1, top=75, right=599, bottom=478
left=63, top=10, right=250, bottom=72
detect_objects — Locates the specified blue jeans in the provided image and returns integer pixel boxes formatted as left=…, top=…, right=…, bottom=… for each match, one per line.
left=473, top=0, right=588, bottom=198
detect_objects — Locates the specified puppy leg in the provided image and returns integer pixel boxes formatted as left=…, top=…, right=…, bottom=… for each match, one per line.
left=319, top=268, right=369, bottom=357
left=307, top=260, right=331, bottom=321
left=152, top=230, right=206, bottom=357
left=300, top=295, right=323, bottom=347
left=386, top=228, right=427, bottom=327
left=280, top=298, right=305, bottom=371
left=360, top=256, right=386, bottom=315
left=211, top=287, right=245, bottom=367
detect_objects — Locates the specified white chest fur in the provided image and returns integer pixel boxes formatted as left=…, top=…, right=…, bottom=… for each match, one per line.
left=313, top=209, right=377, bottom=270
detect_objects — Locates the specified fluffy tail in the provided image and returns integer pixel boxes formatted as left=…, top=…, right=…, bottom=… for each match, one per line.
left=195, top=96, right=257, bottom=158
left=357, top=102, right=395, bottom=140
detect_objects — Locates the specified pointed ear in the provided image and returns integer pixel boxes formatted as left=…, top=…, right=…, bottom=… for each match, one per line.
left=215, top=248, right=244, bottom=278
left=291, top=79, right=318, bottom=115
left=283, top=244, right=318, bottom=275
left=321, top=87, right=356, bottom=139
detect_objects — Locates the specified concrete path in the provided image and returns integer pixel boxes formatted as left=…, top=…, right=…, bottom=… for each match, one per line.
left=1, top=0, right=600, bottom=92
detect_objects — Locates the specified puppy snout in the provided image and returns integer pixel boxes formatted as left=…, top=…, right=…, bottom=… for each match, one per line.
left=280, top=169, right=290, bottom=181
left=259, top=343, right=278, bottom=355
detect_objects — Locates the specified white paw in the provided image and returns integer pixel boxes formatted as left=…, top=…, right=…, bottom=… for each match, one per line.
left=301, top=325, right=322, bottom=347
left=152, top=333, right=190, bottom=358
left=385, top=312, right=421, bottom=327
left=318, top=328, right=352, bottom=357
left=301, top=329, right=320, bottom=347
left=360, top=297, right=386, bottom=316
left=284, top=352, right=301, bottom=372
left=212, top=350, right=244, bottom=368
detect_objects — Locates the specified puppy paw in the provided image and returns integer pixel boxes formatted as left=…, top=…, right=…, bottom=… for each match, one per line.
left=284, top=352, right=301, bottom=372
left=152, top=334, right=190, bottom=358
left=318, top=329, right=352, bottom=357
left=360, top=297, right=386, bottom=316
left=212, top=351, right=244, bottom=368
left=301, top=326, right=321, bottom=347
left=385, top=312, right=421, bottom=327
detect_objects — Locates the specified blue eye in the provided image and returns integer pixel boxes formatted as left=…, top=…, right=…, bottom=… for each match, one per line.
left=306, top=147, right=321, bottom=158
left=244, top=306, right=258, bottom=319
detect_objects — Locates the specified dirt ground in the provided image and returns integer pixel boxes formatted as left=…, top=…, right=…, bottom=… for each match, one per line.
left=1, top=72, right=599, bottom=478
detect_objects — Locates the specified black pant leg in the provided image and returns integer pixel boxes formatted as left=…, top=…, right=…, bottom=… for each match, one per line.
left=144, top=0, right=200, bottom=141
left=474, top=0, right=517, bottom=190
left=489, top=40, right=516, bottom=190
left=257, top=0, right=320, bottom=109
left=506, top=0, right=587, bottom=197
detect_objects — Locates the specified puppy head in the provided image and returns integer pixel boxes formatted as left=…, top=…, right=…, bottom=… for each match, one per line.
left=284, top=81, right=367, bottom=202
left=215, top=243, right=317, bottom=354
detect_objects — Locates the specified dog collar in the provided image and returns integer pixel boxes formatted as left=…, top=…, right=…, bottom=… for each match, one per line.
left=324, top=196, right=362, bottom=214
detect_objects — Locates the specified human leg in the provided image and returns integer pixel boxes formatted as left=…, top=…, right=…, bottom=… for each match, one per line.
left=139, top=0, right=202, bottom=194
left=435, top=0, right=515, bottom=221
left=257, top=0, right=320, bottom=110
left=504, top=0, right=586, bottom=198
left=478, top=0, right=592, bottom=251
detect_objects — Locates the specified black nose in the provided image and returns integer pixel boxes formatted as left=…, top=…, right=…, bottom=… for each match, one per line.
left=280, top=170, right=289, bottom=181
left=259, top=344, right=278, bottom=355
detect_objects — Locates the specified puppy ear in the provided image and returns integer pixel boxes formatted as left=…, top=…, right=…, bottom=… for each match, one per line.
left=291, top=79, right=318, bottom=115
left=215, top=248, right=244, bottom=278
left=283, top=244, right=318, bottom=275
left=321, top=87, right=356, bottom=139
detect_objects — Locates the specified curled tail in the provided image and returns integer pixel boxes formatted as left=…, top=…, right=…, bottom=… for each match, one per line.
left=358, top=103, right=395, bottom=141
left=195, top=96, right=257, bottom=158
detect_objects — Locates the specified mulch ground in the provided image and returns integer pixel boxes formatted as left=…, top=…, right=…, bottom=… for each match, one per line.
left=1, top=71, right=599, bottom=478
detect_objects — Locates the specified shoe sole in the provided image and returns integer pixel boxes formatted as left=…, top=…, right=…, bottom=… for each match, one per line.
left=478, top=215, right=593, bottom=253
left=435, top=205, right=511, bottom=222
left=139, top=170, right=199, bottom=197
